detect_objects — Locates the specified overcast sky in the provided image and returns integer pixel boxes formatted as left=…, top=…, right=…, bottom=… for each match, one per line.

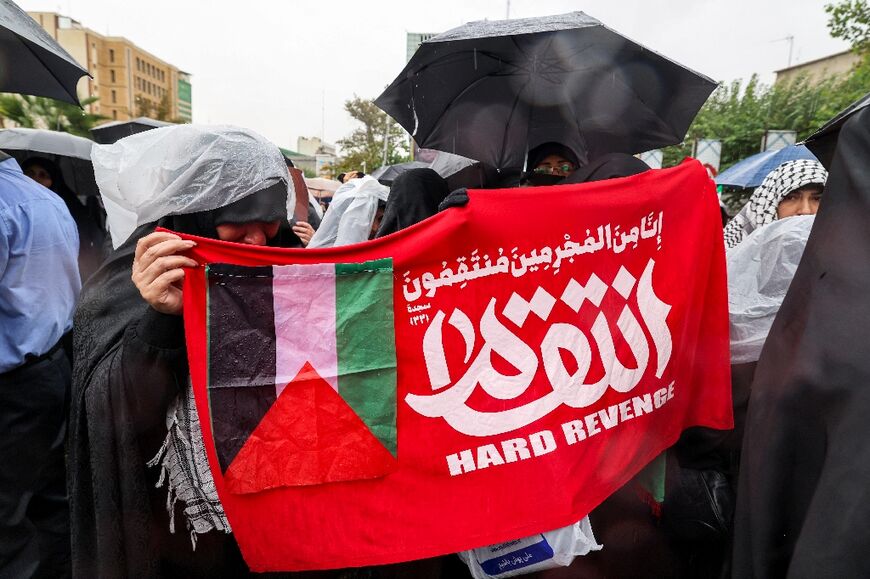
left=23, top=0, right=849, bottom=152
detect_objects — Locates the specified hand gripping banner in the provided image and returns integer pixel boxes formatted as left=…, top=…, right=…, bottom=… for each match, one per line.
left=178, top=160, right=733, bottom=572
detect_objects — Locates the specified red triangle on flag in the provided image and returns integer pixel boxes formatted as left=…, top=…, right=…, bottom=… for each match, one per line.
left=223, top=362, right=398, bottom=494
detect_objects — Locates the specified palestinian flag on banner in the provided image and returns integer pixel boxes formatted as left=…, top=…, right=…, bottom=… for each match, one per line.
left=206, top=259, right=398, bottom=494
left=178, top=160, right=733, bottom=572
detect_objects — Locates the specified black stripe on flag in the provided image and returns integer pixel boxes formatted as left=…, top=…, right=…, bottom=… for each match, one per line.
left=207, top=264, right=278, bottom=472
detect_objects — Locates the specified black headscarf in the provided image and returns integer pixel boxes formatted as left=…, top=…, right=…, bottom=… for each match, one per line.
left=22, top=156, right=108, bottom=282
left=526, top=141, right=580, bottom=171
left=521, top=142, right=582, bottom=186
left=74, top=181, right=288, bottom=397
left=70, top=182, right=289, bottom=579
left=21, top=156, right=77, bottom=201
left=375, top=168, right=449, bottom=237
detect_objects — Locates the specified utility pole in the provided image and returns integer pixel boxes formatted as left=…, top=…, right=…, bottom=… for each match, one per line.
left=774, top=35, right=795, bottom=68
left=321, top=90, right=325, bottom=140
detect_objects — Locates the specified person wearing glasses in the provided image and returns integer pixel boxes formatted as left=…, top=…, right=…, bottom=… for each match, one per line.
left=521, top=142, right=581, bottom=186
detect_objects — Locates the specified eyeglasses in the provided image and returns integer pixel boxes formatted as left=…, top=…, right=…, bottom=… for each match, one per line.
left=533, top=163, right=575, bottom=175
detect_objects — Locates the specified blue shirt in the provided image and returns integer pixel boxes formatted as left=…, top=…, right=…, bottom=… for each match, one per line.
left=0, top=157, right=80, bottom=373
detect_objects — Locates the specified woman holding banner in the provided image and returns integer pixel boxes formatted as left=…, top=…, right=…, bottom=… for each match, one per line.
left=68, top=125, right=300, bottom=578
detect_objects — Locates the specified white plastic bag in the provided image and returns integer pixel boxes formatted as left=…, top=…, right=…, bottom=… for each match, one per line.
left=307, top=176, right=389, bottom=248
left=92, top=124, right=291, bottom=248
left=727, top=215, right=814, bottom=364
left=457, top=518, right=602, bottom=579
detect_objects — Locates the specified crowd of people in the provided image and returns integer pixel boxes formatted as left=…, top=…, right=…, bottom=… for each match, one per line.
left=0, top=106, right=861, bottom=579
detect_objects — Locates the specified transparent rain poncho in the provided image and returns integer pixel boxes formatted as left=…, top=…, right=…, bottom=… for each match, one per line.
left=727, top=215, right=814, bottom=364
left=92, top=124, right=292, bottom=248
left=307, top=176, right=389, bottom=248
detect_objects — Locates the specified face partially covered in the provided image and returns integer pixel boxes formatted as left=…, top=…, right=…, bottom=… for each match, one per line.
left=215, top=221, right=281, bottom=245
left=24, top=162, right=53, bottom=189
left=533, top=154, right=577, bottom=178
left=777, top=184, right=823, bottom=219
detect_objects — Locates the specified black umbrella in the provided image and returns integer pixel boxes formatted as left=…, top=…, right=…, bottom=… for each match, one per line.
left=0, top=0, right=88, bottom=104
left=90, top=117, right=173, bottom=144
left=371, top=160, right=428, bottom=185
left=375, top=12, right=716, bottom=171
left=804, top=90, right=870, bottom=169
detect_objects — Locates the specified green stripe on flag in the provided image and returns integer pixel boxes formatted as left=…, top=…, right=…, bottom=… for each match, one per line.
left=335, top=258, right=397, bottom=456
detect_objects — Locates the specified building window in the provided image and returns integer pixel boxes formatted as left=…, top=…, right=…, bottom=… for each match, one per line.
left=136, top=58, right=140, bottom=71
left=110, top=69, right=115, bottom=83
left=113, top=110, right=117, bottom=120
left=109, top=48, right=115, bottom=62
left=112, top=90, right=116, bottom=103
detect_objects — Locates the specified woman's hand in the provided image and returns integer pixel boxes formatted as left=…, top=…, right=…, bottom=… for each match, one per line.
left=292, top=221, right=315, bottom=247
left=132, top=232, right=198, bottom=315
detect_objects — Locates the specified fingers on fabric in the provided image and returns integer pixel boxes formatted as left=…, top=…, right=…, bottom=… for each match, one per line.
left=132, top=232, right=197, bottom=315
left=138, top=255, right=199, bottom=286
left=134, top=234, right=195, bottom=266
left=292, top=222, right=315, bottom=246
left=438, top=188, right=470, bottom=212
left=141, top=268, right=187, bottom=315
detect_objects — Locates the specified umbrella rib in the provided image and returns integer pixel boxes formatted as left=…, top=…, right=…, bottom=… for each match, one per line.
left=496, top=82, right=530, bottom=169
left=509, top=34, right=533, bottom=65
left=423, top=71, right=525, bottom=148
left=410, top=48, right=523, bottom=77
left=562, top=90, right=586, bottom=156
left=15, top=34, right=83, bottom=106
left=609, top=72, right=683, bottom=145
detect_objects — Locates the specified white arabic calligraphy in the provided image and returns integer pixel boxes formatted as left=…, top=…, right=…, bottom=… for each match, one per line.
left=405, top=259, right=673, bottom=437
left=402, top=212, right=664, bottom=303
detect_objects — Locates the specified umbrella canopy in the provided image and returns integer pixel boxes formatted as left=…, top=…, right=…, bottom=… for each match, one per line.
left=804, top=90, right=870, bottom=170
left=305, top=177, right=341, bottom=208
left=371, top=161, right=428, bottom=185
left=0, top=0, right=88, bottom=104
left=90, top=117, right=173, bottom=144
left=375, top=12, right=716, bottom=171
left=305, top=177, right=341, bottom=194
left=0, top=127, right=98, bottom=195
left=714, top=145, right=818, bottom=189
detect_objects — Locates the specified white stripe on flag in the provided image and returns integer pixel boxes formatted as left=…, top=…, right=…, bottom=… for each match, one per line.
left=272, top=264, right=338, bottom=396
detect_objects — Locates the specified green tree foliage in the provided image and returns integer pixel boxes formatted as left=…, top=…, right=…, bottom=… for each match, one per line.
left=661, top=60, right=870, bottom=171
left=0, top=94, right=106, bottom=138
left=136, top=95, right=155, bottom=118
left=335, top=96, right=410, bottom=174
left=663, top=2, right=870, bottom=174
left=826, top=0, right=870, bottom=52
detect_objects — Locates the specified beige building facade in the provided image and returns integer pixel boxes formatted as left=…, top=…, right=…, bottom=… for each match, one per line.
left=28, top=12, right=192, bottom=123
left=774, top=50, right=861, bottom=85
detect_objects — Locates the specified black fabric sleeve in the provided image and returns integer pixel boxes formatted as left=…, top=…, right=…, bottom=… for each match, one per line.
left=117, top=309, right=188, bottom=455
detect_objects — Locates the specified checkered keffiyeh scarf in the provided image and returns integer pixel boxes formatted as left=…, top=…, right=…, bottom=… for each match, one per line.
left=148, top=383, right=230, bottom=547
left=723, top=159, right=828, bottom=249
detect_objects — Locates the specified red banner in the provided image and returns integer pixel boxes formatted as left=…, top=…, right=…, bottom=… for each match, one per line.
left=179, top=160, right=732, bottom=572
